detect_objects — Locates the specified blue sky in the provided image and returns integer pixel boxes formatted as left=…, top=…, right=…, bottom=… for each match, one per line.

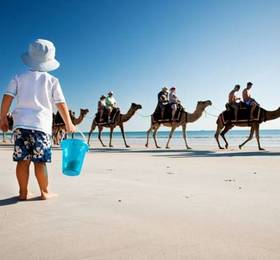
left=1, top=0, right=280, bottom=131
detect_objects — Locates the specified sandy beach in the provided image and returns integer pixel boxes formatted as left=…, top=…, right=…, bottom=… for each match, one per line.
left=1, top=142, right=280, bottom=260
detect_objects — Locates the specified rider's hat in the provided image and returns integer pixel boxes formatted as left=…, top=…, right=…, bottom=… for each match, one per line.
left=100, top=95, right=106, bottom=99
left=247, top=82, right=253, bottom=86
left=170, top=86, right=176, bottom=91
left=162, top=87, right=168, bottom=92
left=108, top=91, right=114, bottom=95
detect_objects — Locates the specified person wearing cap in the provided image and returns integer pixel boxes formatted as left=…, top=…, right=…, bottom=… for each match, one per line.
left=157, top=87, right=169, bottom=119
left=98, top=95, right=106, bottom=122
left=242, top=82, right=259, bottom=119
left=105, top=91, right=117, bottom=123
left=0, top=39, right=76, bottom=200
left=169, top=87, right=180, bottom=121
left=228, top=84, right=241, bottom=121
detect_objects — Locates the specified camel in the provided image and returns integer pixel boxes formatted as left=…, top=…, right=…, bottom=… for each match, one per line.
left=1, top=113, right=13, bottom=143
left=52, top=108, right=89, bottom=145
left=215, top=106, right=280, bottom=150
left=87, top=103, right=142, bottom=147
left=145, top=100, right=212, bottom=149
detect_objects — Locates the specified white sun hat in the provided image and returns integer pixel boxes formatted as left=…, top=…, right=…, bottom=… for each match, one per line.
left=21, top=39, right=60, bottom=72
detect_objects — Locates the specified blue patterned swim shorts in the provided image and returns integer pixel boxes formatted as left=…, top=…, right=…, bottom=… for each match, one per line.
left=13, top=128, right=52, bottom=162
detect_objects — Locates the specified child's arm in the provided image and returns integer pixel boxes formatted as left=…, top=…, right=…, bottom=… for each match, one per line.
left=0, top=95, right=13, bottom=131
left=56, top=102, right=76, bottom=133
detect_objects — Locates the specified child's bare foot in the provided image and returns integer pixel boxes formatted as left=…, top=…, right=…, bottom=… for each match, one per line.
left=18, top=190, right=28, bottom=201
left=18, top=192, right=34, bottom=201
left=40, top=191, right=58, bottom=200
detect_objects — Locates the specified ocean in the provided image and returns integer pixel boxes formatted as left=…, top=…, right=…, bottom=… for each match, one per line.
left=3, top=130, right=280, bottom=147
left=82, top=129, right=280, bottom=147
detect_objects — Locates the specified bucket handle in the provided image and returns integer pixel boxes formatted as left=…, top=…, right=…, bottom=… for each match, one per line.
left=74, top=127, right=87, bottom=142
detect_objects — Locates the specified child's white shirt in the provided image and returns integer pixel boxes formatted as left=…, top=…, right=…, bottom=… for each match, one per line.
left=5, top=70, right=65, bottom=135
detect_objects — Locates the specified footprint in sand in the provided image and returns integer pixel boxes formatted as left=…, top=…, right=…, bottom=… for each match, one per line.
left=224, top=179, right=236, bottom=182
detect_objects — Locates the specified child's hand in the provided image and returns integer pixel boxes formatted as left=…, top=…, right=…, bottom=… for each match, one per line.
left=66, top=123, right=76, bottom=133
left=0, top=116, right=9, bottom=132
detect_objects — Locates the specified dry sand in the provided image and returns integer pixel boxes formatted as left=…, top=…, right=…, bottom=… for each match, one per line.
left=1, top=142, right=280, bottom=260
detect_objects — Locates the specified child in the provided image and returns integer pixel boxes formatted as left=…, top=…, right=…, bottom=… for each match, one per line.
left=0, top=39, right=76, bottom=200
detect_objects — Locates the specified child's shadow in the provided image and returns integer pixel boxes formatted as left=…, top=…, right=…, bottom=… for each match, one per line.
left=0, top=196, right=19, bottom=206
left=0, top=196, right=42, bottom=206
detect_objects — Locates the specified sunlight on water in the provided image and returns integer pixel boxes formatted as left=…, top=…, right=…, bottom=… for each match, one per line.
left=3, top=130, right=280, bottom=147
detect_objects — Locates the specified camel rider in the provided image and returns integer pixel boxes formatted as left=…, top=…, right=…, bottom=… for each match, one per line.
left=228, top=84, right=241, bottom=121
left=98, top=95, right=106, bottom=122
left=169, top=87, right=180, bottom=121
left=157, top=87, right=169, bottom=119
left=105, top=91, right=117, bottom=122
left=242, top=82, right=259, bottom=120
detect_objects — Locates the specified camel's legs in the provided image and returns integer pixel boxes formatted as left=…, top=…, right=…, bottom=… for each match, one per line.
left=109, top=126, right=115, bottom=147
left=152, top=124, right=161, bottom=148
left=166, top=124, right=177, bottom=149
left=182, top=124, right=191, bottom=149
left=52, top=127, right=60, bottom=145
left=2, top=131, right=6, bottom=143
left=239, top=126, right=255, bottom=149
left=87, top=121, right=97, bottom=145
left=220, top=124, right=233, bottom=149
left=98, top=126, right=107, bottom=147
left=215, top=122, right=224, bottom=149
left=10, top=131, right=13, bottom=143
left=145, top=117, right=154, bottom=148
left=255, top=124, right=264, bottom=150
left=145, top=121, right=153, bottom=148
left=119, top=123, right=129, bottom=148
left=59, top=128, right=66, bottom=144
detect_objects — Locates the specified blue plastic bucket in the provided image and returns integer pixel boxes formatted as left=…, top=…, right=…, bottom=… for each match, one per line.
left=61, top=132, right=89, bottom=176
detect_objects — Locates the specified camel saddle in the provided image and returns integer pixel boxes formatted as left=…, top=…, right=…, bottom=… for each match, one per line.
left=221, top=102, right=261, bottom=125
left=53, top=110, right=75, bottom=125
left=152, top=104, right=183, bottom=123
left=95, top=108, right=120, bottom=125
left=53, top=112, right=64, bottom=125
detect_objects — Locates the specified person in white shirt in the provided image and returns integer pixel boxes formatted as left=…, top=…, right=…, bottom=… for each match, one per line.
left=105, top=91, right=117, bottom=122
left=0, top=39, right=76, bottom=200
left=169, top=87, right=181, bottom=121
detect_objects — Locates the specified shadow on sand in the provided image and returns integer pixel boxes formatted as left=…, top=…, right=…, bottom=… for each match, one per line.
left=0, top=196, right=18, bottom=206
left=0, top=196, right=42, bottom=207
left=88, top=147, right=280, bottom=158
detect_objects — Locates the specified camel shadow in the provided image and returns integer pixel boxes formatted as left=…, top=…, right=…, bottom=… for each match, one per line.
left=88, top=147, right=280, bottom=158
left=88, top=148, right=193, bottom=154
left=152, top=150, right=280, bottom=158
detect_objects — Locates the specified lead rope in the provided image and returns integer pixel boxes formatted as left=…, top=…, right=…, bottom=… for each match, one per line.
left=211, top=104, right=223, bottom=112
left=136, top=112, right=152, bottom=118
left=204, top=110, right=219, bottom=118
